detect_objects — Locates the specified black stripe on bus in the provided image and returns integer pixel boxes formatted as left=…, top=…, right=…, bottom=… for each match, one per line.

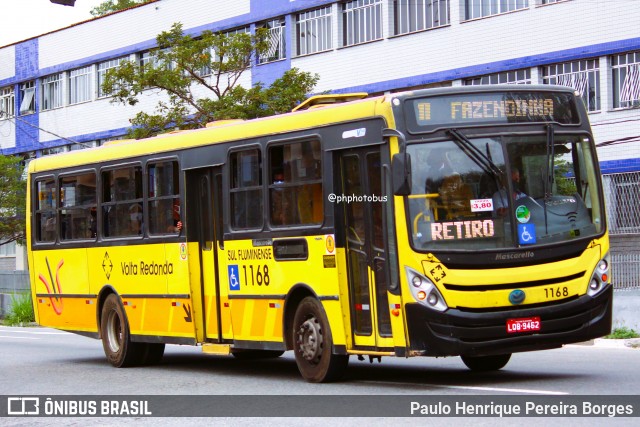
left=442, top=271, right=586, bottom=291
left=227, top=294, right=286, bottom=300
left=119, top=294, right=191, bottom=299
left=36, top=294, right=97, bottom=298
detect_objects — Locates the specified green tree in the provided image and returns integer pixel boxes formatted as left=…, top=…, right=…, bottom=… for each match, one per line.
left=90, top=0, right=151, bottom=17
left=0, top=155, right=26, bottom=246
left=102, top=23, right=319, bottom=139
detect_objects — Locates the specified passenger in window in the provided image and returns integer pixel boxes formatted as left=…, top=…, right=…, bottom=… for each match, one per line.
left=271, top=172, right=288, bottom=225
left=424, top=148, right=453, bottom=195
left=89, top=207, right=97, bottom=238
left=424, top=148, right=473, bottom=220
left=167, top=199, right=182, bottom=233
left=493, top=168, right=527, bottom=217
left=129, top=203, right=143, bottom=235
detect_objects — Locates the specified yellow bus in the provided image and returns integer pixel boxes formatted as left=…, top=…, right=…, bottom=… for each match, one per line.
left=27, top=86, right=611, bottom=382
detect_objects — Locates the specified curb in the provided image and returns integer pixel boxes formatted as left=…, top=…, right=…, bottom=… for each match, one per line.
left=592, top=338, right=640, bottom=349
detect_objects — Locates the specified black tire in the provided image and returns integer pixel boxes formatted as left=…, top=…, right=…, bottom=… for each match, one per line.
left=292, top=297, right=348, bottom=383
left=100, top=293, right=144, bottom=367
left=461, top=353, right=511, bottom=372
left=231, top=350, right=285, bottom=360
left=140, top=343, right=165, bottom=366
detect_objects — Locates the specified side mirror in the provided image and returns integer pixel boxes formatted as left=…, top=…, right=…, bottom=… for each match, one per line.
left=392, top=153, right=412, bottom=196
left=382, top=128, right=412, bottom=196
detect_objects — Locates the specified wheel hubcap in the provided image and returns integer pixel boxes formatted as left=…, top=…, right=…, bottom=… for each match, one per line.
left=106, top=311, right=122, bottom=353
left=296, top=317, right=323, bottom=364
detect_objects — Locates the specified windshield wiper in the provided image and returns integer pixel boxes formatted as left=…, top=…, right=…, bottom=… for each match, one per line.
left=447, top=129, right=503, bottom=180
left=542, top=124, right=556, bottom=233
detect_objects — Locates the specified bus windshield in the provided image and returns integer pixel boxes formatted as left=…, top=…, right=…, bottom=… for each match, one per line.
left=407, top=132, right=604, bottom=251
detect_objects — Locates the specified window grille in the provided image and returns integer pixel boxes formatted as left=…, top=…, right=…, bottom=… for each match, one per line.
left=543, top=59, right=600, bottom=112
left=464, top=69, right=531, bottom=85
left=297, top=7, right=332, bottom=56
left=612, top=51, right=640, bottom=109
left=394, top=0, right=449, bottom=35
left=69, top=66, right=93, bottom=104
left=342, top=0, right=383, bottom=47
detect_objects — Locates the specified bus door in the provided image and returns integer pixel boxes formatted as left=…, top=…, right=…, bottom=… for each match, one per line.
left=186, top=167, right=224, bottom=343
left=338, top=148, right=393, bottom=350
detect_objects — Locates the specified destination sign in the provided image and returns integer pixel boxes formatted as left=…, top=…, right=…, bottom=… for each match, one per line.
left=407, top=91, right=580, bottom=130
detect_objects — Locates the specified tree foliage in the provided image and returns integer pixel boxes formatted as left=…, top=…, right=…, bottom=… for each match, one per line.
left=102, top=23, right=319, bottom=139
left=0, top=155, right=26, bottom=246
left=90, top=0, right=151, bottom=17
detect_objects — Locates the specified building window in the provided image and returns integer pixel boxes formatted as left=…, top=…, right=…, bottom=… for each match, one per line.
left=204, top=26, right=251, bottom=74
left=269, top=140, right=323, bottom=226
left=0, top=86, right=15, bottom=118
left=541, top=0, right=563, bottom=4
left=101, top=166, right=144, bottom=237
left=41, top=146, right=67, bottom=156
left=230, top=149, right=263, bottom=229
left=19, top=81, right=35, bottom=115
left=465, top=0, right=529, bottom=20
left=464, top=69, right=532, bottom=85
left=543, top=59, right=600, bottom=112
left=59, top=172, right=97, bottom=241
left=605, top=172, right=640, bottom=234
left=147, top=161, right=181, bottom=235
left=41, top=73, right=64, bottom=111
left=394, top=0, right=449, bottom=35
left=612, top=51, right=640, bottom=109
left=342, top=0, right=383, bottom=47
left=69, top=66, right=93, bottom=105
left=258, top=19, right=286, bottom=64
left=0, top=240, right=16, bottom=257
left=97, top=57, right=126, bottom=98
left=296, top=7, right=332, bottom=56
left=139, top=51, right=157, bottom=69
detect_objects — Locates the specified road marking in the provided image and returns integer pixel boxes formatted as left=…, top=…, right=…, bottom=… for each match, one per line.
left=0, top=335, right=39, bottom=340
left=0, top=328, right=69, bottom=335
left=357, top=380, right=568, bottom=395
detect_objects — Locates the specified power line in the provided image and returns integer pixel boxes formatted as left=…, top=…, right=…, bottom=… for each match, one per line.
left=0, top=111, right=92, bottom=149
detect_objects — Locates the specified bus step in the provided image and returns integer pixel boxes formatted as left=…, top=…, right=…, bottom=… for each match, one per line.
left=202, top=343, right=231, bottom=355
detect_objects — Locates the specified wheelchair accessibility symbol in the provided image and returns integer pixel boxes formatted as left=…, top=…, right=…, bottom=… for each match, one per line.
left=518, top=224, right=536, bottom=245
left=228, top=265, right=241, bottom=291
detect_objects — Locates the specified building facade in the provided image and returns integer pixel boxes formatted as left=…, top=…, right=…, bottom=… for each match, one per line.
left=0, top=0, right=639, bottom=273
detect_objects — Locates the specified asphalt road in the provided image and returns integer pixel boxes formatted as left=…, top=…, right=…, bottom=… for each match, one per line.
left=1, top=326, right=639, bottom=426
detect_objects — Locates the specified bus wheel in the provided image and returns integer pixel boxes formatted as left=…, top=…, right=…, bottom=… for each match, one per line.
left=140, top=343, right=165, bottom=366
left=100, top=294, right=143, bottom=368
left=231, top=350, right=284, bottom=360
left=461, top=354, right=511, bottom=371
left=292, top=297, right=348, bottom=383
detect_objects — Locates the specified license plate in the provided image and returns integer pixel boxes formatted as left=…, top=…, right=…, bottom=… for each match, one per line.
left=506, top=317, right=541, bottom=334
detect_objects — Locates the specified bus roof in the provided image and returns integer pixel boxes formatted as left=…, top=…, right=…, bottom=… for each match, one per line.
left=28, top=94, right=387, bottom=175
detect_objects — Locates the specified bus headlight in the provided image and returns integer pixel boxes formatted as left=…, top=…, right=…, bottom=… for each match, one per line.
left=588, top=253, right=610, bottom=297
left=405, top=267, right=448, bottom=312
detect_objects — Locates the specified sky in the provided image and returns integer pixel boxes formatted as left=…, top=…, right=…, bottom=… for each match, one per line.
left=0, top=0, right=105, bottom=47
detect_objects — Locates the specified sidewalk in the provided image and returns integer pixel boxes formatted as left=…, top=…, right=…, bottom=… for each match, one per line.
left=612, top=289, right=640, bottom=330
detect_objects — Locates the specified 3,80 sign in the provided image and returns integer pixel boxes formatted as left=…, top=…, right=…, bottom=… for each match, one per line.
left=470, top=198, right=494, bottom=212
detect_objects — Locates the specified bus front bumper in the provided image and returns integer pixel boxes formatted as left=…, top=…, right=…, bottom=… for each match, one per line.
left=404, top=285, right=612, bottom=357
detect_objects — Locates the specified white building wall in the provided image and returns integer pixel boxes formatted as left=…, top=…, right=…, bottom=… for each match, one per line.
left=0, top=120, right=16, bottom=150
left=0, top=0, right=637, bottom=168
left=0, top=46, right=15, bottom=80
left=39, top=0, right=250, bottom=69
left=297, top=1, right=640, bottom=94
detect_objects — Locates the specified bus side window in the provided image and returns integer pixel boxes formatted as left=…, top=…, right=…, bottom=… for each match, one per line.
left=230, top=149, right=263, bottom=230
left=147, top=160, right=181, bottom=235
left=101, top=166, right=143, bottom=238
left=59, top=172, right=97, bottom=241
left=35, top=178, right=57, bottom=243
left=268, top=140, right=322, bottom=227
